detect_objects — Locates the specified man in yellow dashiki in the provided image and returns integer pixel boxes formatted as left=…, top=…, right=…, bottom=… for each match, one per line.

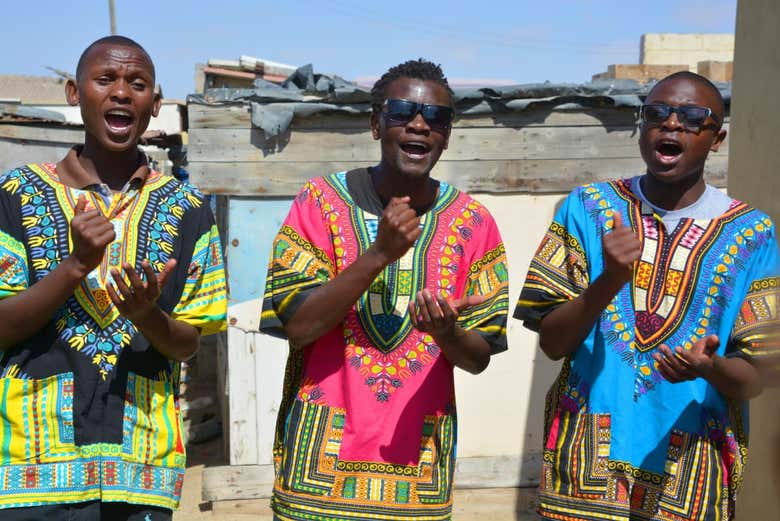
left=0, top=36, right=227, bottom=520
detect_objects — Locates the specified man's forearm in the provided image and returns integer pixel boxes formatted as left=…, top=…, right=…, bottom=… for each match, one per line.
left=0, top=256, right=87, bottom=351
left=539, top=273, right=626, bottom=360
left=435, top=326, right=492, bottom=375
left=699, top=355, right=763, bottom=400
left=134, top=306, right=201, bottom=361
left=284, top=247, right=388, bottom=348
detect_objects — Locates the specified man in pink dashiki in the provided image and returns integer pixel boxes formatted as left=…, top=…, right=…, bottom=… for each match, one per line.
left=260, top=59, right=509, bottom=520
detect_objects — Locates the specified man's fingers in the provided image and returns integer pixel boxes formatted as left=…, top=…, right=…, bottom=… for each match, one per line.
left=156, top=258, right=178, bottom=288
left=75, top=195, right=88, bottom=215
left=95, top=229, right=117, bottom=247
left=416, top=291, right=432, bottom=324
left=124, top=264, right=145, bottom=292
left=704, top=334, right=720, bottom=353
left=388, top=196, right=411, bottom=207
left=110, top=268, right=134, bottom=299
left=453, top=294, right=487, bottom=312
left=612, top=211, right=624, bottom=231
left=106, top=283, right=125, bottom=309
left=408, top=300, right=419, bottom=328
left=407, top=226, right=422, bottom=243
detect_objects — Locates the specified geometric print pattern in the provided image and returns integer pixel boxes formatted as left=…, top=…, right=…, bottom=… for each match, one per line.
left=0, top=163, right=227, bottom=510
left=540, top=406, right=732, bottom=521
left=581, top=180, right=774, bottom=397
left=730, top=275, right=780, bottom=371
left=1, top=164, right=207, bottom=379
left=272, top=398, right=455, bottom=521
left=0, top=369, right=186, bottom=510
left=517, top=178, right=779, bottom=521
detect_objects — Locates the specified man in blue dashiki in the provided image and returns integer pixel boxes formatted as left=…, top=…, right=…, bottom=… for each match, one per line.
left=514, top=71, right=780, bottom=520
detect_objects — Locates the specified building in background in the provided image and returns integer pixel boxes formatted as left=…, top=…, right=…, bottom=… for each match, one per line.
left=593, top=33, right=734, bottom=83
left=194, top=56, right=297, bottom=92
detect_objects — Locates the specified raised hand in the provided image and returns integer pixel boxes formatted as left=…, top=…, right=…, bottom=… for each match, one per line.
left=602, top=211, right=641, bottom=285
left=654, top=335, right=720, bottom=383
left=371, top=196, right=421, bottom=264
left=408, top=289, right=486, bottom=341
left=69, top=195, right=116, bottom=275
left=107, top=259, right=177, bottom=324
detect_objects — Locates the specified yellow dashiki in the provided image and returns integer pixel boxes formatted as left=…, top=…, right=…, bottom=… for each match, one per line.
left=261, top=169, right=509, bottom=520
left=515, top=178, right=780, bottom=521
left=0, top=163, right=227, bottom=510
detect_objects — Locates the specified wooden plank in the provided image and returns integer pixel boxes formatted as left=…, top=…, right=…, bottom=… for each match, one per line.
left=0, top=124, right=83, bottom=144
left=202, top=464, right=275, bottom=501
left=210, top=498, right=274, bottom=518
left=202, top=455, right=544, bottom=502
left=188, top=126, right=653, bottom=163
left=188, top=103, right=642, bottom=130
left=253, top=333, right=288, bottom=465
left=227, top=320, right=259, bottom=465
left=187, top=155, right=728, bottom=196
left=207, top=488, right=540, bottom=520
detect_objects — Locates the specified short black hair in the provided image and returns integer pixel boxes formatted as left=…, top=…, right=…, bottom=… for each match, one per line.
left=647, top=70, right=726, bottom=126
left=371, top=58, right=454, bottom=110
left=76, top=35, right=155, bottom=81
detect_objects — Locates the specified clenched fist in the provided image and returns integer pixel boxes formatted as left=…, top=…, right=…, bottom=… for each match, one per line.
left=69, top=195, right=116, bottom=275
left=371, top=196, right=421, bottom=264
left=602, top=211, right=641, bottom=285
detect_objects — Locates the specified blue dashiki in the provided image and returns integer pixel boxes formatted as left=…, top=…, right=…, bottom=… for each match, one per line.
left=514, top=177, right=780, bottom=521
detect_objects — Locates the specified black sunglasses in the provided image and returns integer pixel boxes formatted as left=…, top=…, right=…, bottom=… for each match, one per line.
left=380, top=98, right=454, bottom=130
left=639, top=103, right=720, bottom=132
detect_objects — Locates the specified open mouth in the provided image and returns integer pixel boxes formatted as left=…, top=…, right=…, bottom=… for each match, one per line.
left=654, top=140, right=683, bottom=164
left=104, top=110, right=134, bottom=134
left=400, top=142, right=431, bottom=159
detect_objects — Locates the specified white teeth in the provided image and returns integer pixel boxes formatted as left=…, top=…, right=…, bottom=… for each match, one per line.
left=106, top=110, right=132, bottom=117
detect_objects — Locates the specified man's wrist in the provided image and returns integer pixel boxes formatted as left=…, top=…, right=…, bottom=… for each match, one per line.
left=60, top=255, right=95, bottom=283
left=131, top=304, right=166, bottom=330
left=696, top=354, right=720, bottom=381
left=433, top=325, right=463, bottom=347
left=365, top=245, right=391, bottom=272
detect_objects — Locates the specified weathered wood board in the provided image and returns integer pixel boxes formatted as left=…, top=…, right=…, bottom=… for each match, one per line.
left=187, top=103, right=729, bottom=196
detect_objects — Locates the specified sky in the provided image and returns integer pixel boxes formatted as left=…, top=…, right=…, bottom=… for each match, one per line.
left=1, top=0, right=737, bottom=100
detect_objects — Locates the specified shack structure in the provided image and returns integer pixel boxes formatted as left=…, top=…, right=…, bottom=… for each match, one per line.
left=0, top=74, right=186, bottom=174
left=187, top=72, right=730, bottom=501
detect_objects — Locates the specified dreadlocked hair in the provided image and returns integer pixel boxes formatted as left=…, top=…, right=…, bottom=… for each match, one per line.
left=371, top=58, right=454, bottom=111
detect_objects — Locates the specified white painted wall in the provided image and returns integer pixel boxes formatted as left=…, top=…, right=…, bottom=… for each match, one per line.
left=454, top=193, right=563, bottom=467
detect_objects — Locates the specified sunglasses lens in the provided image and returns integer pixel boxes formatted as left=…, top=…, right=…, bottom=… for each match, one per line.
left=643, top=105, right=670, bottom=123
left=385, top=100, right=417, bottom=122
left=422, top=106, right=453, bottom=128
left=679, top=106, right=709, bottom=127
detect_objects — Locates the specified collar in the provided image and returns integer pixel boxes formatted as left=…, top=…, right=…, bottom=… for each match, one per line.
left=59, top=146, right=150, bottom=192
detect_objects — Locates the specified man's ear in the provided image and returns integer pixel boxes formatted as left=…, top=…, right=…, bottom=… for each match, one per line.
left=710, top=128, right=727, bottom=152
left=370, top=111, right=381, bottom=140
left=152, top=92, right=162, bottom=118
left=65, top=79, right=79, bottom=106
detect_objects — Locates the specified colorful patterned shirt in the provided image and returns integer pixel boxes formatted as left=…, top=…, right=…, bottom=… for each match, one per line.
left=515, top=178, right=780, bottom=521
left=260, top=169, right=509, bottom=521
left=0, top=163, right=227, bottom=510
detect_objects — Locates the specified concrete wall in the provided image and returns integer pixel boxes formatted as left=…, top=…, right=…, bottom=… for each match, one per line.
left=641, top=33, right=734, bottom=71
left=727, top=1, right=780, bottom=519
